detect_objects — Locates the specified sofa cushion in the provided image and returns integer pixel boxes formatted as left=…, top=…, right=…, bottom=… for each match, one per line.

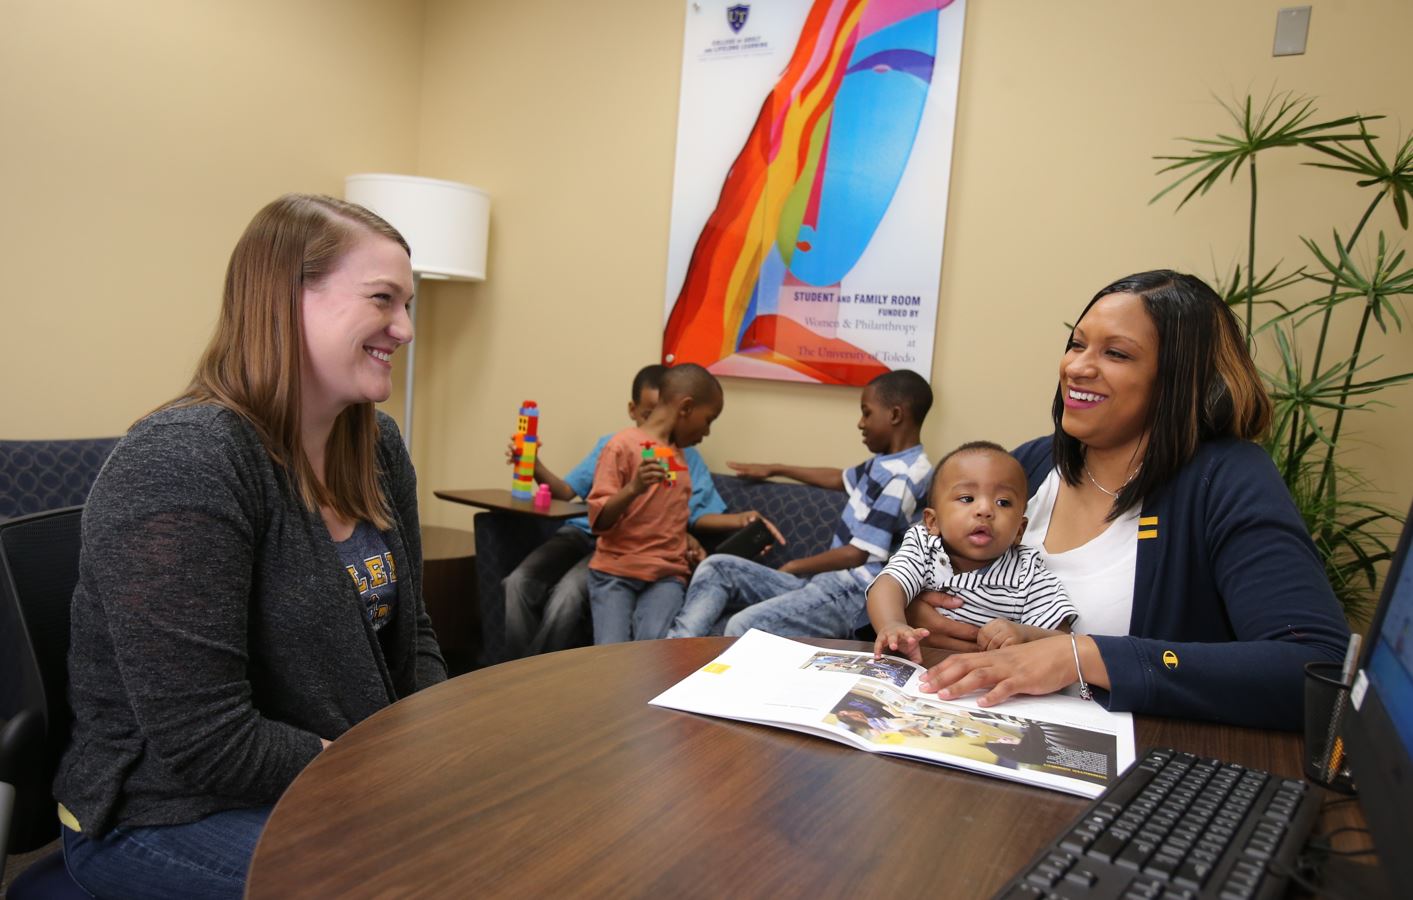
left=708, top=474, right=846, bottom=567
left=0, top=438, right=120, bottom=521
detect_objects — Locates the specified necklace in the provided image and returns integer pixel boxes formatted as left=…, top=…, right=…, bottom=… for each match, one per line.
left=1084, top=465, right=1137, bottom=498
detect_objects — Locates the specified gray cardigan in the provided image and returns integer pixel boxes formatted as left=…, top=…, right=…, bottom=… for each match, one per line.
left=55, top=405, right=447, bottom=836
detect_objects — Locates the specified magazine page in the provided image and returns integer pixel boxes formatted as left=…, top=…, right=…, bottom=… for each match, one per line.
left=650, top=630, right=1136, bottom=798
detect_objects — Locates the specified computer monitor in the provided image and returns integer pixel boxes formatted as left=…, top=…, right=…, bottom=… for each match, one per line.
left=1341, top=494, right=1413, bottom=888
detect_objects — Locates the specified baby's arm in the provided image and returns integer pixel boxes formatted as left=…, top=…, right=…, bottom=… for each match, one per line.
left=985, top=553, right=1078, bottom=651
left=727, top=461, right=845, bottom=491
left=868, top=573, right=930, bottom=662
left=977, top=618, right=1072, bottom=652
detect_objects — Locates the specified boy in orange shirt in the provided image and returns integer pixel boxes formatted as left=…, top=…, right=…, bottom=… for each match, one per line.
left=586, top=364, right=723, bottom=643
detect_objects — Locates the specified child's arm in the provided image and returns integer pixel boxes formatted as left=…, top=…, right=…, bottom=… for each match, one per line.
left=868, top=573, right=930, bottom=663
left=534, top=458, right=576, bottom=501
left=977, top=554, right=1077, bottom=651
left=692, top=511, right=786, bottom=546
left=779, top=544, right=868, bottom=577
left=504, top=436, right=576, bottom=500
left=686, top=532, right=707, bottom=569
left=727, top=462, right=845, bottom=491
left=977, top=619, right=1072, bottom=652
left=592, top=457, right=667, bottom=532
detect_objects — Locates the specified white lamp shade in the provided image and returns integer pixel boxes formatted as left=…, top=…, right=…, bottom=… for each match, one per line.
left=345, top=173, right=489, bottom=281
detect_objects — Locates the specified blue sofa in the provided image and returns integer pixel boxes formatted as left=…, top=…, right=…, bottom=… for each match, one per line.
left=0, top=438, right=120, bottom=521
left=471, top=474, right=848, bottom=666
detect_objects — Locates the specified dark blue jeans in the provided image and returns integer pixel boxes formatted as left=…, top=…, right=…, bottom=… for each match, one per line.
left=502, top=525, right=595, bottom=658
left=62, top=806, right=271, bottom=900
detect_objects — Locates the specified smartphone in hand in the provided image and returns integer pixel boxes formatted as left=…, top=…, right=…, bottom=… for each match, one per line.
left=714, top=518, right=776, bottom=561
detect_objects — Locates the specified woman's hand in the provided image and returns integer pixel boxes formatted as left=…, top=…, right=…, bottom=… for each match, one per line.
left=917, top=634, right=1080, bottom=706
left=904, top=592, right=981, bottom=651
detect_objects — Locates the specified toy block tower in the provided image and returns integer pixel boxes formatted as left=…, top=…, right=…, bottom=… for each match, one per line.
left=511, top=401, right=540, bottom=499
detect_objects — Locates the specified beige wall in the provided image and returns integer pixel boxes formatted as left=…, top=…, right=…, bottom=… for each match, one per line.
left=6, top=0, right=1412, bottom=533
left=2, top=0, right=424, bottom=435
left=414, top=0, right=1413, bottom=531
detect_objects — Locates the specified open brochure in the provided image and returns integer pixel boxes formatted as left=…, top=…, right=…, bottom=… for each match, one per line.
left=650, top=629, right=1136, bottom=798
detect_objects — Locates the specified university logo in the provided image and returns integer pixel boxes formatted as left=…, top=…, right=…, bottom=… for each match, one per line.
left=727, top=3, right=750, bottom=34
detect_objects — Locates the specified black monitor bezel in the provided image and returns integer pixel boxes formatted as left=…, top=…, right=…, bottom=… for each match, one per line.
left=1340, top=495, right=1413, bottom=889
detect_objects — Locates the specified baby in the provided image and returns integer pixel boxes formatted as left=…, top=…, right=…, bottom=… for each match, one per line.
left=867, top=441, right=1076, bottom=662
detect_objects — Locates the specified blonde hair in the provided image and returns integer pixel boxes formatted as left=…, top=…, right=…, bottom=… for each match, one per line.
left=168, top=194, right=410, bottom=528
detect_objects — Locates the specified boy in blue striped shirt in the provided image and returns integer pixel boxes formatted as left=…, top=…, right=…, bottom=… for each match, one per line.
left=668, top=370, right=934, bottom=639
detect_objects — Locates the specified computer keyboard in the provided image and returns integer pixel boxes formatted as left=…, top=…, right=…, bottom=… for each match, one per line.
left=994, top=748, right=1321, bottom=900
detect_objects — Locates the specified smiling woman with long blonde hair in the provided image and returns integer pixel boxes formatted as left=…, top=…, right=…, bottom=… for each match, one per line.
left=54, top=195, right=447, bottom=899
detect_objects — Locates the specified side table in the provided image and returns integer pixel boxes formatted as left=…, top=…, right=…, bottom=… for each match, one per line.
left=420, top=525, right=478, bottom=676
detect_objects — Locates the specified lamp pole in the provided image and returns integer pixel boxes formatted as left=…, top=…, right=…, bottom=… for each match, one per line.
left=403, top=271, right=421, bottom=451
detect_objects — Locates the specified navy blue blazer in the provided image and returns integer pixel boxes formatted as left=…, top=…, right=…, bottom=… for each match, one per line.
left=1014, top=437, right=1350, bottom=730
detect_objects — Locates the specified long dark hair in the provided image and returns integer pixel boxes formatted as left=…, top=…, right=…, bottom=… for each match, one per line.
left=1051, top=270, right=1272, bottom=518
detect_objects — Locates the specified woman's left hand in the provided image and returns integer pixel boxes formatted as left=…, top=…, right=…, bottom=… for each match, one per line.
left=917, top=634, right=1081, bottom=707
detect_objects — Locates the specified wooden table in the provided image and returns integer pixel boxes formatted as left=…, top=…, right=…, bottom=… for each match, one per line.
left=434, top=487, right=588, bottom=519
left=245, top=639, right=1360, bottom=899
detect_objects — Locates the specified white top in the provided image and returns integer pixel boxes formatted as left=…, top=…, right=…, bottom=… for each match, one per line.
left=1022, top=469, right=1138, bottom=637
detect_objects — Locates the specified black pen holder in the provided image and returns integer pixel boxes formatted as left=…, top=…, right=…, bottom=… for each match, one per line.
left=1302, top=660, right=1357, bottom=794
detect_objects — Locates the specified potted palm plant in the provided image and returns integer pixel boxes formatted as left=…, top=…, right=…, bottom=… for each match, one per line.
left=1152, top=91, right=1413, bottom=623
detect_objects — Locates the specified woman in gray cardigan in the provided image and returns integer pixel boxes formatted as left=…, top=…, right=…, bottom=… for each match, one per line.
left=56, top=195, right=448, bottom=899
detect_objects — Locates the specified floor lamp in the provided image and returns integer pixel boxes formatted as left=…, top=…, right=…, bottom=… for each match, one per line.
left=345, top=174, right=490, bottom=452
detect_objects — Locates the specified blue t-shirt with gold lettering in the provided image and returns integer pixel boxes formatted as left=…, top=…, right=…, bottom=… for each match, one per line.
left=336, top=520, right=398, bottom=632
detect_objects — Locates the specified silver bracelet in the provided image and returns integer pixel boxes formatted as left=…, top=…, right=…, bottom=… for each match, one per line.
left=1070, top=633, right=1093, bottom=701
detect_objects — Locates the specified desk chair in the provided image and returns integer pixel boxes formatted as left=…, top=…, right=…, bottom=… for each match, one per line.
left=0, top=506, right=88, bottom=897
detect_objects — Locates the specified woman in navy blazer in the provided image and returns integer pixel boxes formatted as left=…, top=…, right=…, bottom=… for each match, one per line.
left=911, top=271, right=1349, bottom=730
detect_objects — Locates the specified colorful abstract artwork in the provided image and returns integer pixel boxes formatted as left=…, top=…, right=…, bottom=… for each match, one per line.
left=664, top=0, right=964, bottom=385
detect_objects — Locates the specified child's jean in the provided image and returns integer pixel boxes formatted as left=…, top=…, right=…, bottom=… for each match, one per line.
left=586, top=569, right=685, bottom=643
left=668, top=554, right=864, bottom=639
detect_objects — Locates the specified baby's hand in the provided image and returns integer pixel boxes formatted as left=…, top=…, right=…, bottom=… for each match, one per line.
left=874, top=623, right=931, bottom=663
left=977, top=619, right=1059, bottom=651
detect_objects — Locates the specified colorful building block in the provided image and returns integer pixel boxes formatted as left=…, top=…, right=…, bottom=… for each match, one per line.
left=639, top=440, right=687, bottom=487
left=511, top=401, right=540, bottom=499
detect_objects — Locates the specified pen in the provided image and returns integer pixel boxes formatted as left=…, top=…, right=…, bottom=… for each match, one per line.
left=1318, top=633, right=1363, bottom=784
left=1339, top=633, right=1362, bottom=686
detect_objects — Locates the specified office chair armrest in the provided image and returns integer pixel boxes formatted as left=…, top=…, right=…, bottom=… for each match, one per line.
left=0, top=710, right=46, bottom=783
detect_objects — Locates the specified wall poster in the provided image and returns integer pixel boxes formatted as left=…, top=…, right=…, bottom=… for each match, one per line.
left=662, top=0, right=965, bottom=385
